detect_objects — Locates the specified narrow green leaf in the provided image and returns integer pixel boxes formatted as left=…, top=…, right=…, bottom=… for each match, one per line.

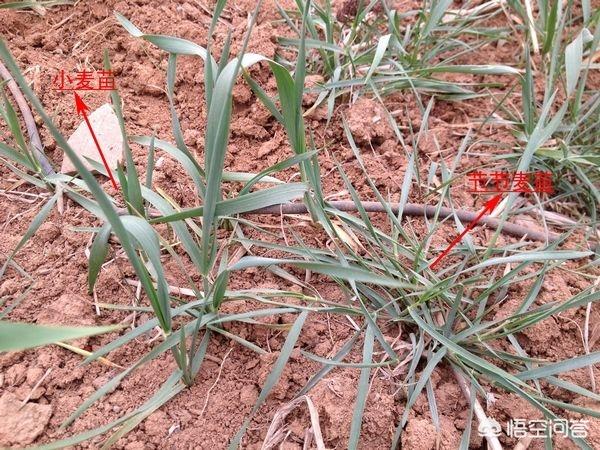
left=145, top=134, right=155, bottom=190
left=120, top=216, right=171, bottom=329
left=230, top=256, right=418, bottom=289
left=243, top=72, right=284, bottom=123
left=518, top=351, right=600, bottom=381
left=465, top=251, right=592, bottom=271
left=422, top=0, right=452, bottom=38
left=104, top=50, right=144, bottom=214
left=0, top=193, right=58, bottom=279
left=239, top=151, right=318, bottom=195
left=88, top=223, right=111, bottom=293
left=565, top=30, right=585, bottom=96
left=101, top=372, right=184, bottom=449
left=151, top=183, right=307, bottom=223
left=211, top=270, right=229, bottom=310
left=0, top=321, right=120, bottom=351
left=229, top=310, right=308, bottom=448
left=348, top=325, right=374, bottom=449
left=115, top=12, right=212, bottom=63
left=0, top=0, right=72, bottom=9
left=131, top=136, right=204, bottom=193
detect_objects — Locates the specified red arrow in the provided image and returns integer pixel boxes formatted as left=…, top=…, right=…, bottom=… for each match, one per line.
left=73, top=92, right=118, bottom=190
left=430, top=194, right=503, bottom=269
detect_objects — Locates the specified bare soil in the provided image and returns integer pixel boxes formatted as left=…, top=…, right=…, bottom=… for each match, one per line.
left=1, top=1, right=599, bottom=449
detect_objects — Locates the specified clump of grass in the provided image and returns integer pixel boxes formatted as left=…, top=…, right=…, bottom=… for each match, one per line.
left=0, top=0, right=320, bottom=445
left=274, top=0, right=521, bottom=122
left=261, top=1, right=599, bottom=448
left=0, top=0, right=599, bottom=449
left=501, top=3, right=599, bottom=224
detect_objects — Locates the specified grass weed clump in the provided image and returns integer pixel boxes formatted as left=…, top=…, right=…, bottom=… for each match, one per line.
left=274, top=0, right=523, bottom=122
left=0, top=0, right=599, bottom=448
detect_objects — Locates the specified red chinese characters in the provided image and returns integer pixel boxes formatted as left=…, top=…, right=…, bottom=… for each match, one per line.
left=467, top=170, right=554, bottom=194
left=52, top=69, right=115, bottom=91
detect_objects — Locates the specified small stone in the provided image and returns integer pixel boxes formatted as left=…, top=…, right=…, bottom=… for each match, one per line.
left=346, top=97, right=393, bottom=145
left=140, top=84, right=164, bottom=97
left=0, top=392, right=53, bottom=447
left=61, top=103, right=124, bottom=174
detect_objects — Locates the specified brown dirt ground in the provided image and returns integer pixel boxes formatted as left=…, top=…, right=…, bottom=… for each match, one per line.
left=1, top=1, right=599, bottom=449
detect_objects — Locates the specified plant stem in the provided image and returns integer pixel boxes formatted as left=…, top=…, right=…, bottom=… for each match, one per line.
left=0, top=59, right=55, bottom=176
